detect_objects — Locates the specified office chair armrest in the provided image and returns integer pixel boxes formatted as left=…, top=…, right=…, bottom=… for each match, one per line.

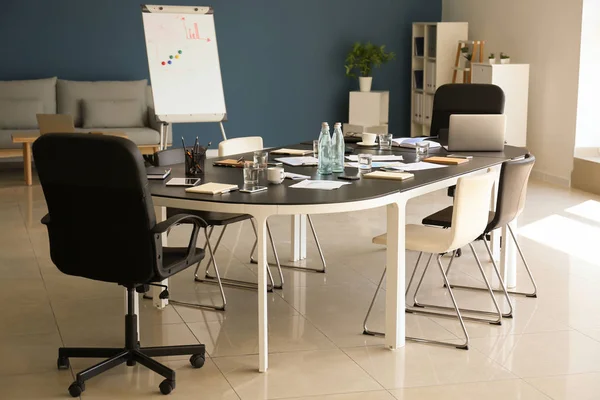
left=41, top=214, right=50, bottom=225
left=153, top=214, right=209, bottom=266
left=152, top=214, right=209, bottom=234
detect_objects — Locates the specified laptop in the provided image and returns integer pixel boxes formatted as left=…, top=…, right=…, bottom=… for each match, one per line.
left=447, top=114, right=506, bottom=152
left=36, top=114, right=75, bottom=135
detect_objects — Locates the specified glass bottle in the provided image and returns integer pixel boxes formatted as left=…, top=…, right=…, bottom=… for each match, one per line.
left=331, top=122, right=345, bottom=173
left=317, top=122, right=332, bottom=175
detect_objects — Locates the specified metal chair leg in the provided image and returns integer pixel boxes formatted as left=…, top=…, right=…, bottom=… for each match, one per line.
left=448, top=225, right=537, bottom=299
left=250, top=215, right=326, bottom=273
left=364, top=254, right=470, bottom=350
left=145, top=228, right=227, bottom=311
left=412, top=246, right=503, bottom=325
left=449, top=237, right=514, bottom=318
left=200, top=222, right=277, bottom=291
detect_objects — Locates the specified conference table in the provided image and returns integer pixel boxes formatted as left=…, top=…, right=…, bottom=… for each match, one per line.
left=148, top=141, right=528, bottom=372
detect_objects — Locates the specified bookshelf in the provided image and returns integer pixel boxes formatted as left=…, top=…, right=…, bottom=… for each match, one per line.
left=411, top=22, right=468, bottom=137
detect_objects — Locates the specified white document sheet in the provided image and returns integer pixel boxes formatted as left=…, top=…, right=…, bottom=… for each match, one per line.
left=345, top=161, right=405, bottom=169
left=274, top=156, right=318, bottom=166
left=346, top=155, right=404, bottom=162
left=289, top=180, right=351, bottom=190
left=382, top=161, right=448, bottom=171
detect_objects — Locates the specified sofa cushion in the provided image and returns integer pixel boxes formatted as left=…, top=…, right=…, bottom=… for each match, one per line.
left=0, top=99, right=44, bottom=129
left=0, top=77, right=57, bottom=114
left=82, top=99, right=145, bottom=129
left=57, top=79, right=148, bottom=128
left=74, top=127, right=160, bottom=146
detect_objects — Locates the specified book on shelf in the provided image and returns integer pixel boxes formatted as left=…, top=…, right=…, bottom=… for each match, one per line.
left=425, top=61, right=436, bottom=92
left=414, top=37, right=424, bottom=56
left=413, top=70, right=424, bottom=90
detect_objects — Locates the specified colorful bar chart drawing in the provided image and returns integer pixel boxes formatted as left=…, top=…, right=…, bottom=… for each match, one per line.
left=181, top=17, right=211, bottom=42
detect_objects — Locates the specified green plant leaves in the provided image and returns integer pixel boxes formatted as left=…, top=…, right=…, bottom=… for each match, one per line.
left=345, top=41, right=396, bottom=78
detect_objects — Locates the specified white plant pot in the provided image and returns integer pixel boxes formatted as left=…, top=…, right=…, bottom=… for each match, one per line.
left=500, top=58, right=511, bottom=64
left=488, top=58, right=496, bottom=64
left=359, top=77, right=372, bottom=92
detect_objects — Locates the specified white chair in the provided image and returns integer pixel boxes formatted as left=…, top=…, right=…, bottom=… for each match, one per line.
left=363, top=172, right=499, bottom=350
left=198, top=136, right=326, bottom=291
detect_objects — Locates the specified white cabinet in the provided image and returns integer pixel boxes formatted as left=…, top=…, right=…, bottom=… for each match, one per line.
left=349, top=91, right=389, bottom=126
left=471, top=63, right=530, bottom=147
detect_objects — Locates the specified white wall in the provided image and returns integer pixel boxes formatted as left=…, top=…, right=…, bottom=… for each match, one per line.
left=443, top=0, right=584, bottom=185
left=575, top=0, right=600, bottom=149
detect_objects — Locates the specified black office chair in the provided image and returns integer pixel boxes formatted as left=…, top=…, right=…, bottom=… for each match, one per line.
left=431, top=83, right=506, bottom=143
left=33, top=134, right=211, bottom=397
left=415, top=154, right=537, bottom=319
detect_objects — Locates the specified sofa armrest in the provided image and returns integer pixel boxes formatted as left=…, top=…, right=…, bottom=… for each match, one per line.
left=147, top=106, right=172, bottom=147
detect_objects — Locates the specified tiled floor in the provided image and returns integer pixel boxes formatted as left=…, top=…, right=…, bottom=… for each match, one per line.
left=2, top=168, right=600, bottom=399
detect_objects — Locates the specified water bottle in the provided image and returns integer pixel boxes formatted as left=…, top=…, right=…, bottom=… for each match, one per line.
left=317, top=122, right=332, bottom=175
left=331, top=122, right=345, bottom=173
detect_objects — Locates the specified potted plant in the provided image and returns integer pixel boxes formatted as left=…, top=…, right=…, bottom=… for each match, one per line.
left=500, top=52, right=511, bottom=64
left=488, top=53, right=496, bottom=64
left=345, top=42, right=396, bottom=92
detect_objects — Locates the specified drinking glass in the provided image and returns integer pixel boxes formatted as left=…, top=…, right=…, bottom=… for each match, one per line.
left=253, top=151, right=269, bottom=169
left=378, top=133, right=393, bottom=150
left=313, top=140, right=319, bottom=157
left=358, top=153, right=373, bottom=172
left=415, top=141, right=430, bottom=156
left=243, top=161, right=260, bottom=186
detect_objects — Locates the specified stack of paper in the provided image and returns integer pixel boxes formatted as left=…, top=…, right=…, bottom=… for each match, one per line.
left=290, top=180, right=351, bottom=190
left=346, top=161, right=405, bottom=169
left=271, top=148, right=313, bottom=156
left=285, top=172, right=311, bottom=180
left=346, top=155, right=404, bottom=162
left=275, top=157, right=318, bottom=166
left=392, top=137, right=441, bottom=149
left=381, top=162, right=447, bottom=172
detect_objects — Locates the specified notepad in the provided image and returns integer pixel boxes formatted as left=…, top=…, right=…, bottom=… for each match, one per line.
left=423, top=156, right=469, bottom=165
left=289, top=180, right=351, bottom=190
left=271, top=148, right=313, bottom=156
left=146, top=167, right=171, bottom=180
left=213, top=159, right=244, bottom=168
left=362, top=171, right=415, bottom=181
left=185, top=182, right=238, bottom=195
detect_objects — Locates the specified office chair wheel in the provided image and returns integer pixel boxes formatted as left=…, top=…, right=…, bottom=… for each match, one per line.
left=57, top=356, right=70, bottom=370
left=68, top=382, right=85, bottom=397
left=159, top=379, right=175, bottom=395
left=127, top=359, right=137, bottom=366
left=189, top=353, right=205, bottom=369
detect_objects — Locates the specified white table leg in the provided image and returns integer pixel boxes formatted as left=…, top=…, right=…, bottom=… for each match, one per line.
left=501, top=219, right=518, bottom=289
left=385, top=199, right=406, bottom=350
left=489, top=169, right=501, bottom=261
left=291, top=214, right=307, bottom=261
left=256, top=214, right=269, bottom=372
left=153, top=206, right=169, bottom=309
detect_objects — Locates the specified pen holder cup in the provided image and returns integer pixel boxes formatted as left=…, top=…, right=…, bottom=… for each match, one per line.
left=185, top=148, right=206, bottom=177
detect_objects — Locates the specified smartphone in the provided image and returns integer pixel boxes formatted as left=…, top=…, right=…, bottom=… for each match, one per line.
left=239, top=185, right=268, bottom=193
left=166, top=177, right=201, bottom=186
left=338, top=175, right=360, bottom=181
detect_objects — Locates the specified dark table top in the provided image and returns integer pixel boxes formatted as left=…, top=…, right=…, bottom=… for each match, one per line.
left=149, top=143, right=528, bottom=206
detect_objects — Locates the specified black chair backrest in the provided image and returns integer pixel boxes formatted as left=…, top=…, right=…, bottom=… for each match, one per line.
left=155, top=147, right=186, bottom=166
left=486, top=154, right=535, bottom=233
left=431, top=84, right=505, bottom=143
left=33, top=133, right=159, bottom=284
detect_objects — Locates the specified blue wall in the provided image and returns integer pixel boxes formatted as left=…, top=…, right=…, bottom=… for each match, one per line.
left=0, top=0, right=441, bottom=147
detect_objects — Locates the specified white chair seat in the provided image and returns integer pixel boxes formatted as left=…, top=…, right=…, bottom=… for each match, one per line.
left=372, top=226, right=453, bottom=254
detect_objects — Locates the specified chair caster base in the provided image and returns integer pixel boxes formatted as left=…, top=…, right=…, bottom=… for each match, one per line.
left=159, top=379, right=175, bottom=395
left=456, top=345, right=469, bottom=350
left=189, top=354, right=205, bottom=369
left=527, top=294, right=538, bottom=298
left=503, top=314, right=513, bottom=319
left=127, top=359, right=136, bottom=366
left=489, top=321, right=502, bottom=326
left=57, top=356, right=70, bottom=370
left=68, top=382, right=85, bottom=397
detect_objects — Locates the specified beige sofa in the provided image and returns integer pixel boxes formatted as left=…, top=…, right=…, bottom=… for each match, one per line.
left=0, top=77, right=172, bottom=157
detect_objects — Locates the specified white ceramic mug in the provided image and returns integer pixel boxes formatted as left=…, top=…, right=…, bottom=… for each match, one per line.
left=362, top=132, right=377, bottom=145
left=267, top=166, right=285, bottom=184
